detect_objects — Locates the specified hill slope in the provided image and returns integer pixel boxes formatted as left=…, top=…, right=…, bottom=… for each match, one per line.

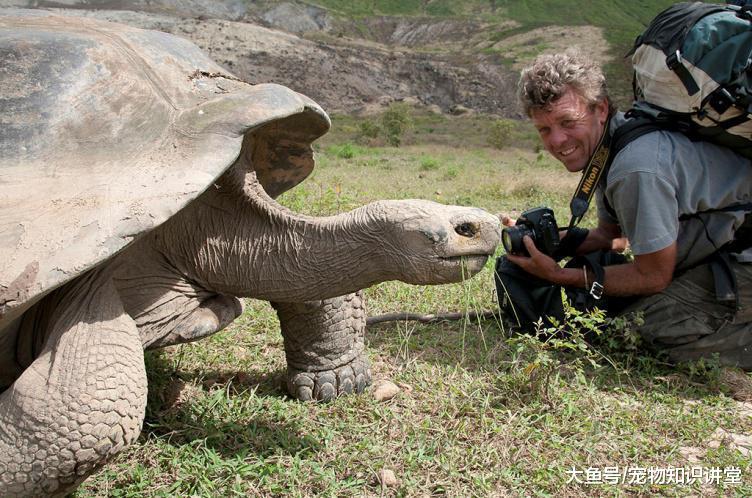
left=2, top=0, right=682, bottom=113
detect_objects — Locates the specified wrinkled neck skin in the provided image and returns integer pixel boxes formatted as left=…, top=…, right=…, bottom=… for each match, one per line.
left=152, top=168, right=403, bottom=303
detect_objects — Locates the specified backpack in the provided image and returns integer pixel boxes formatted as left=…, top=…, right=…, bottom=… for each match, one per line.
left=623, top=1, right=752, bottom=157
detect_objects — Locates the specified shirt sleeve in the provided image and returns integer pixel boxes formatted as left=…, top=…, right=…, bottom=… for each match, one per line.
left=595, top=187, right=619, bottom=225
left=605, top=169, right=679, bottom=255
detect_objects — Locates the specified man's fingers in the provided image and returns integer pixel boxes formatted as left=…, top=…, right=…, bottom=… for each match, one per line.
left=498, top=213, right=516, bottom=227
left=523, top=235, right=540, bottom=255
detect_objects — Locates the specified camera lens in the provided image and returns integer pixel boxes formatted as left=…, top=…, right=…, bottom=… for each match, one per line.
left=502, top=226, right=529, bottom=255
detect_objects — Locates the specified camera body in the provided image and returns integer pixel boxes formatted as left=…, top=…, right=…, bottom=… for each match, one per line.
left=502, top=206, right=560, bottom=256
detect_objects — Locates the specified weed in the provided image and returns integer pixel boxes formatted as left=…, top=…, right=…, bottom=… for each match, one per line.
left=419, top=156, right=440, bottom=171
left=443, top=165, right=459, bottom=179
left=328, top=142, right=360, bottom=159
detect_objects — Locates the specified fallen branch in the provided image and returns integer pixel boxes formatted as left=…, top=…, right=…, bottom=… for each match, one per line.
left=366, top=310, right=499, bottom=325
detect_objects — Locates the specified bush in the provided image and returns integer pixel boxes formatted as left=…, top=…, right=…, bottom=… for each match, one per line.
left=487, top=118, right=516, bottom=149
left=419, top=156, right=439, bottom=171
left=381, top=103, right=413, bottom=147
left=356, top=120, right=381, bottom=144
left=328, top=143, right=360, bottom=159
left=443, top=165, right=459, bottom=179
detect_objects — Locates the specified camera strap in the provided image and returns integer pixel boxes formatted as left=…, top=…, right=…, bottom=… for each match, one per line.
left=567, top=116, right=613, bottom=230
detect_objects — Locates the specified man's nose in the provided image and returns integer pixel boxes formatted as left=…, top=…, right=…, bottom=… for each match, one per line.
left=547, top=126, right=568, bottom=148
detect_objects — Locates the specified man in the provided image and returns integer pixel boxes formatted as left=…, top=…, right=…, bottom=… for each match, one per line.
left=507, top=50, right=752, bottom=370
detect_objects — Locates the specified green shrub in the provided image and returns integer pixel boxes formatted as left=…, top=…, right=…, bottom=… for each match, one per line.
left=487, top=118, right=516, bottom=149
left=443, top=165, right=459, bottom=179
left=419, top=156, right=440, bottom=171
left=356, top=120, right=381, bottom=143
left=329, top=143, right=359, bottom=159
left=381, top=103, right=413, bottom=147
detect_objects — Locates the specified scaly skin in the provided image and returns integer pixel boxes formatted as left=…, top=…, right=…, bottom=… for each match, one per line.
left=0, top=270, right=146, bottom=497
left=274, top=292, right=370, bottom=402
left=0, top=167, right=500, bottom=495
left=0, top=13, right=502, bottom=497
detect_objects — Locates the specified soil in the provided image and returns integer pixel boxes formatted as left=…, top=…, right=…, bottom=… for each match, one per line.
left=1, top=0, right=609, bottom=117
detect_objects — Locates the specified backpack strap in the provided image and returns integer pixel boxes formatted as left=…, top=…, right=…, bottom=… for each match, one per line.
left=665, top=50, right=700, bottom=96
left=596, top=115, right=663, bottom=220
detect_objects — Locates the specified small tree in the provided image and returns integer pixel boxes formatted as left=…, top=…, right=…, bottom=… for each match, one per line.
left=381, top=103, right=413, bottom=147
left=487, top=118, right=516, bottom=149
left=356, top=120, right=381, bottom=145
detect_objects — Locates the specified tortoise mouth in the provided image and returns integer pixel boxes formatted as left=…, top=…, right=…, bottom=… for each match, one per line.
left=440, top=254, right=490, bottom=271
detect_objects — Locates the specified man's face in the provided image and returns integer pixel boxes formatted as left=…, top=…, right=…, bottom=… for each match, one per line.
left=530, top=88, right=609, bottom=172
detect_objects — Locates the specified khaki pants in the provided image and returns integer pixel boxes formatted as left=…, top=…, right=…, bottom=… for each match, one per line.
left=621, top=259, right=752, bottom=369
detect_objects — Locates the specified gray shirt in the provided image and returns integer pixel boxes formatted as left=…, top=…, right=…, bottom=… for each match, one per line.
left=596, top=112, right=752, bottom=270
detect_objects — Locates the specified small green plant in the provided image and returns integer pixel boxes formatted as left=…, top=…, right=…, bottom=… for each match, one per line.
left=487, top=119, right=517, bottom=149
left=329, top=143, right=359, bottom=159
left=356, top=120, right=381, bottom=144
left=443, top=165, right=459, bottom=179
left=419, top=156, right=440, bottom=171
left=487, top=118, right=516, bottom=149
left=497, top=306, right=607, bottom=407
left=381, top=102, right=413, bottom=147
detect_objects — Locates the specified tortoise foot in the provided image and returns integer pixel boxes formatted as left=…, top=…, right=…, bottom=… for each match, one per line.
left=287, top=354, right=371, bottom=402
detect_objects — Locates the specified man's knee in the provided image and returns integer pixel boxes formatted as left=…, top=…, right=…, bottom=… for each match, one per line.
left=623, top=261, right=752, bottom=368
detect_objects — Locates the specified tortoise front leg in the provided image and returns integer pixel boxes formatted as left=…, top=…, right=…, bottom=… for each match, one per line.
left=0, top=270, right=147, bottom=497
left=273, top=292, right=372, bottom=402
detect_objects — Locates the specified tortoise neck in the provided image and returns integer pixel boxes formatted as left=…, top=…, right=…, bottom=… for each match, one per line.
left=158, top=172, right=396, bottom=301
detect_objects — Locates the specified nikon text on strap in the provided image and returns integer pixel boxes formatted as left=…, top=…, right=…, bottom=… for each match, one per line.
left=567, top=116, right=612, bottom=230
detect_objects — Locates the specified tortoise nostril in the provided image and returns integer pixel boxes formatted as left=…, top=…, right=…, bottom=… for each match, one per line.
left=455, top=222, right=476, bottom=238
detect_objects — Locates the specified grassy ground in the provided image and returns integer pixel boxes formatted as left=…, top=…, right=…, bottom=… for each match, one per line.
left=78, top=109, right=752, bottom=496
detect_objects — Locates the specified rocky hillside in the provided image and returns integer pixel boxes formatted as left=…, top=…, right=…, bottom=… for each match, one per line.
left=0, top=0, right=674, bottom=116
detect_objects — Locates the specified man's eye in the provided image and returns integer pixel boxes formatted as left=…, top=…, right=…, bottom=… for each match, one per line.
left=561, top=120, right=574, bottom=128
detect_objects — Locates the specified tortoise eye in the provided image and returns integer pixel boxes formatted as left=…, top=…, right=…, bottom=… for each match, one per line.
left=455, top=222, right=476, bottom=238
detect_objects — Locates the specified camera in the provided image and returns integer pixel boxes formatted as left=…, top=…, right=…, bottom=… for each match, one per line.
left=502, top=206, right=560, bottom=256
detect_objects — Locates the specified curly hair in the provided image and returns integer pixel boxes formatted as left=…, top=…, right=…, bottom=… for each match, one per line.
left=517, top=50, right=615, bottom=116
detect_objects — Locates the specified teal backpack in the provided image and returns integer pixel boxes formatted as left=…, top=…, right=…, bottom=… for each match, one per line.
left=621, top=1, right=752, bottom=157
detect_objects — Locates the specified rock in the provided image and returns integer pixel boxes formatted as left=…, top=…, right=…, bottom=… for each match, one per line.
left=400, top=96, right=421, bottom=106
left=738, top=401, right=752, bottom=418
left=719, top=367, right=752, bottom=401
left=426, top=104, right=443, bottom=114
left=372, top=380, right=400, bottom=401
left=679, top=446, right=705, bottom=465
left=260, top=3, right=329, bottom=33
left=707, top=427, right=752, bottom=456
left=449, top=104, right=471, bottom=115
left=378, top=468, right=399, bottom=487
left=378, top=95, right=395, bottom=107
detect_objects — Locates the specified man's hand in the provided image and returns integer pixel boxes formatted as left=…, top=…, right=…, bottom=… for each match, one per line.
left=498, top=213, right=516, bottom=228
left=506, top=235, right=563, bottom=282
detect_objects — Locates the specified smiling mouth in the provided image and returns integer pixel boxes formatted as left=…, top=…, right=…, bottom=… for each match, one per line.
left=559, top=146, right=577, bottom=157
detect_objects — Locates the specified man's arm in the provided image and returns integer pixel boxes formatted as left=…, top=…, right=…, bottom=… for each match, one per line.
left=573, top=219, right=628, bottom=255
left=507, top=237, right=676, bottom=296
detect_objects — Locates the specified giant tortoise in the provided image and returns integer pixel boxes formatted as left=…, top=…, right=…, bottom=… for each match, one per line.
left=0, top=10, right=501, bottom=495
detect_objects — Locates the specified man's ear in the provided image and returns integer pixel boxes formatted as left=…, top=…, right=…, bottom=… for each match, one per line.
left=595, top=98, right=609, bottom=124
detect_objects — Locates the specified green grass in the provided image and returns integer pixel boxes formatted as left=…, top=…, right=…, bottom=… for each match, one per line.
left=76, top=110, right=752, bottom=496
